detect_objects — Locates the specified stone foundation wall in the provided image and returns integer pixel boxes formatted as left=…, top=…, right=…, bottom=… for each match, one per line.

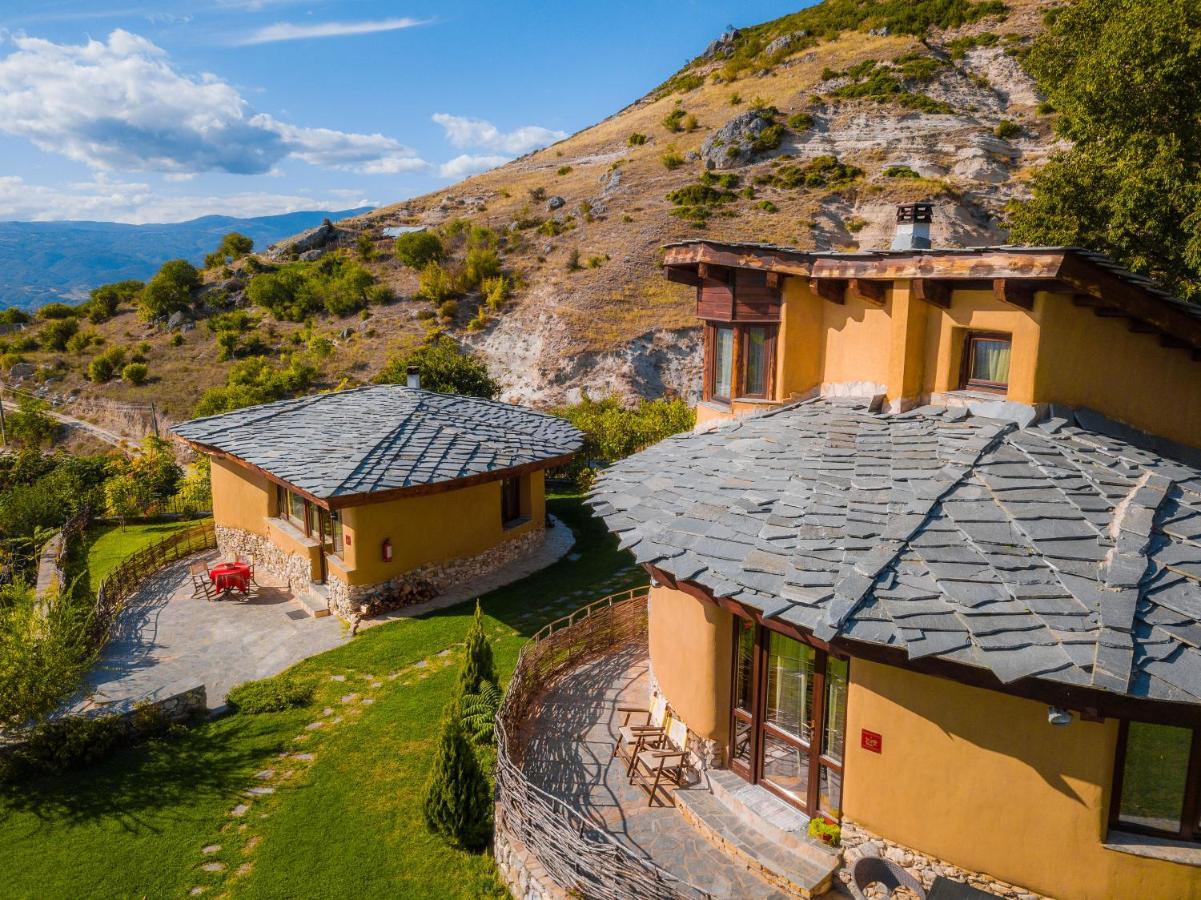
left=330, top=525, right=547, bottom=621
left=838, top=819, right=1044, bottom=900
left=493, top=811, right=567, bottom=900
left=216, top=525, right=313, bottom=595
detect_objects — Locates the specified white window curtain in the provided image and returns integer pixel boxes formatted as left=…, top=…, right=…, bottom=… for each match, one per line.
left=714, top=327, right=734, bottom=398
left=970, top=338, right=1011, bottom=384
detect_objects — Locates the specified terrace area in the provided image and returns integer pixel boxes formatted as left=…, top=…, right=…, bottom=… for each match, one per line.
left=495, top=592, right=842, bottom=900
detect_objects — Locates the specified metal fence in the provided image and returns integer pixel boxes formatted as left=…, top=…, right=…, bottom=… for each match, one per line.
left=494, top=588, right=710, bottom=900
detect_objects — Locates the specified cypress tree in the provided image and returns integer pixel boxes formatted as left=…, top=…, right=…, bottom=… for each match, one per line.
left=422, top=697, right=493, bottom=849
left=458, top=601, right=497, bottom=696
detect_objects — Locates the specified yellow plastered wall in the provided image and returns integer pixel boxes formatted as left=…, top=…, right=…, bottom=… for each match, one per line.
left=845, top=660, right=1201, bottom=899
left=210, top=457, right=272, bottom=536
left=776, top=277, right=825, bottom=400
left=819, top=284, right=892, bottom=390
left=1035, top=292, right=1201, bottom=449
left=647, top=584, right=732, bottom=743
left=338, top=470, right=544, bottom=586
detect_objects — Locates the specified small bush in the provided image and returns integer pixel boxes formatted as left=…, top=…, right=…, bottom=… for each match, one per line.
left=417, top=262, right=459, bottom=304
left=37, top=302, right=80, bottom=320
left=226, top=674, right=315, bottom=713
left=39, top=318, right=78, bottom=352
left=438, top=299, right=459, bottom=319
left=121, top=362, right=149, bottom=385
left=87, top=347, right=126, bottom=384
left=883, top=164, right=920, bottom=178
left=787, top=112, right=815, bottom=131
left=845, top=216, right=867, bottom=233
left=566, top=248, right=581, bottom=271
left=660, top=146, right=685, bottom=170
left=994, top=119, right=1021, bottom=139
left=537, top=217, right=573, bottom=237
left=170, top=333, right=185, bottom=347
left=556, top=165, right=573, bottom=176
left=627, top=132, right=648, bottom=146
left=395, top=231, right=445, bottom=269
left=759, top=200, right=779, bottom=213
left=661, top=106, right=687, bottom=132
left=1036, top=100, right=1055, bottom=115
left=683, top=113, right=699, bottom=131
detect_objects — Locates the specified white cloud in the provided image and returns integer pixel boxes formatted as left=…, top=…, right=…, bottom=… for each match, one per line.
left=236, top=17, right=428, bottom=46
left=0, top=29, right=426, bottom=176
left=0, top=174, right=374, bottom=224
left=433, top=113, right=567, bottom=156
left=438, top=154, right=511, bottom=178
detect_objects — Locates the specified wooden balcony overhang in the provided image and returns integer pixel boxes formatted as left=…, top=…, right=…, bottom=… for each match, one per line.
left=663, top=241, right=1201, bottom=357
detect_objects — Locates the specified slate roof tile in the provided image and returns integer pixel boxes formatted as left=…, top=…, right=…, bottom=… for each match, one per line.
left=589, top=399, right=1201, bottom=706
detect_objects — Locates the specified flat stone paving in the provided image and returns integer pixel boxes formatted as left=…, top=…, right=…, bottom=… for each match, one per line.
left=77, top=553, right=347, bottom=712
left=520, top=647, right=793, bottom=899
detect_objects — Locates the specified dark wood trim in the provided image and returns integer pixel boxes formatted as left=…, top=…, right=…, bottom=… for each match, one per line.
left=644, top=564, right=1201, bottom=728
left=1109, top=718, right=1131, bottom=834
left=912, top=279, right=951, bottom=309
left=959, top=330, right=1012, bottom=394
left=1182, top=728, right=1201, bottom=840
left=809, top=250, right=1067, bottom=282
left=848, top=278, right=887, bottom=306
left=665, top=265, right=701, bottom=286
left=663, top=243, right=811, bottom=276
left=810, top=278, right=846, bottom=304
left=993, top=278, right=1035, bottom=311
left=183, top=437, right=573, bottom=511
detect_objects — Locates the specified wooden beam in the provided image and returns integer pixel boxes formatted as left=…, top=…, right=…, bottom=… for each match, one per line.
left=766, top=271, right=782, bottom=290
left=810, top=278, right=846, bottom=304
left=809, top=249, right=1067, bottom=281
left=1093, top=308, right=1127, bottom=318
left=663, top=241, right=811, bottom=276
left=1072, top=294, right=1106, bottom=308
left=848, top=278, right=887, bottom=306
left=1127, top=320, right=1157, bottom=334
left=664, top=265, right=700, bottom=286
left=992, top=278, right=1035, bottom=311
left=912, top=279, right=951, bottom=308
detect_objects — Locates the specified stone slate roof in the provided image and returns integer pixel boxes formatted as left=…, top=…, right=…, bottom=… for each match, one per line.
left=173, top=385, right=582, bottom=501
left=589, top=399, right=1201, bottom=706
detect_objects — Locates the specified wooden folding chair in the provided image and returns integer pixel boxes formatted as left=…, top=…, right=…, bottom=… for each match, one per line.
left=189, top=561, right=217, bottom=602
left=629, top=716, right=691, bottom=806
left=612, top=701, right=666, bottom=775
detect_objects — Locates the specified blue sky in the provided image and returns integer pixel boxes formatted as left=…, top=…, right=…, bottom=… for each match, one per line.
left=0, top=0, right=803, bottom=223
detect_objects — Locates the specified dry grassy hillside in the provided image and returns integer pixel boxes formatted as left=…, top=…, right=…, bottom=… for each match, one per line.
left=19, top=0, right=1056, bottom=427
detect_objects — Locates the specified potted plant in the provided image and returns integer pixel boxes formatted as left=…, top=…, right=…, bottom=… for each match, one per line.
left=807, top=817, right=842, bottom=848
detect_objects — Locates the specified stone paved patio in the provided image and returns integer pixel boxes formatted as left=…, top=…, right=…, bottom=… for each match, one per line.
left=76, top=552, right=348, bottom=713
left=520, top=646, right=795, bottom=899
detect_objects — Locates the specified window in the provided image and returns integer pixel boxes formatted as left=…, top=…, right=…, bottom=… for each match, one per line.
left=501, top=476, right=523, bottom=527
left=713, top=326, right=734, bottom=401
left=290, top=491, right=308, bottom=533
left=961, top=332, right=1012, bottom=393
left=1113, top=720, right=1201, bottom=842
left=706, top=323, right=777, bottom=403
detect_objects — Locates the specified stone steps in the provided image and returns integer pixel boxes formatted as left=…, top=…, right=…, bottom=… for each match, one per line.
left=293, top=585, right=331, bottom=618
left=675, top=771, right=840, bottom=900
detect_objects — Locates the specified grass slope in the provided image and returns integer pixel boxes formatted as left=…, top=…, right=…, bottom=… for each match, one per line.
left=0, top=497, right=645, bottom=898
left=74, top=518, right=199, bottom=594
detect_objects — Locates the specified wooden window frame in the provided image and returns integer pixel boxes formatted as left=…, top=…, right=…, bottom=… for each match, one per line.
left=959, top=330, right=1012, bottom=394
left=727, top=614, right=848, bottom=819
left=1109, top=719, right=1201, bottom=843
left=704, top=322, right=777, bottom=404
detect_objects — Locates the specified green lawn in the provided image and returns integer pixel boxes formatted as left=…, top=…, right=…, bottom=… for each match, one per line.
left=0, top=497, right=645, bottom=899
left=74, top=518, right=203, bottom=594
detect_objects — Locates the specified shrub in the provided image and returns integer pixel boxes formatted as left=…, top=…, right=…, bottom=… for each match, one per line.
left=438, top=299, right=459, bottom=319
left=37, top=302, right=79, bottom=320
left=566, top=247, right=581, bottom=271
left=537, top=218, right=573, bottom=237
left=121, top=362, right=149, bottom=385
left=787, top=112, right=815, bottom=130
left=376, top=335, right=500, bottom=399
left=667, top=170, right=741, bottom=224
left=139, top=259, right=200, bottom=321
left=227, top=673, right=315, bottom=713
left=39, top=317, right=78, bottom=352
left=556, top=165, right=573, bottom=176
left=661, top=106, right=687, bottom=132
left=946, top=31, right=999, bottom=59
left=0, top=308, right=30, bottom=326
left=757, top=155, right=863, bottom=190
left=192, top=355, right=317, bottom=416
left=355, top=233, right=377, bottom=260
left=170, top=333, right=184, bottom=347
left=883, top=164, right=920, bottom=178
left=417, top=262, right=459, bottom=304
left=203, top=232, right=253, bottom=269
left=994, top=119, right=1021, bottom=139
left=660, top=145, right=685, bottom=170
left=7, top=395, right=57, bottom=448
left=395, top=230, right=446, bottom=269
left=481, top=275, right=511, bottom=311
left=462, top=247, right=501, bottom=290
left=751, top=122, right=784, bottom=153
left=554, top=394, right=695, bottom=484
left=759, top=200, right=779, bottom=213
left=683, top=113, right=699, bottom=131
left=87, top=346, right=126, bottom=383
left=366, top=284, right=394, bottom=305
left=422, top=697, right=492, bottom=850
left=627, top=132, right=648, bottom=146
left=845, top=216, right=868, bottom=233
left=66, top=331, right=95, bottom=353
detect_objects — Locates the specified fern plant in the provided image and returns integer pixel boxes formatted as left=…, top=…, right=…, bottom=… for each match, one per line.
left=461, top=680, right=501, bottom=744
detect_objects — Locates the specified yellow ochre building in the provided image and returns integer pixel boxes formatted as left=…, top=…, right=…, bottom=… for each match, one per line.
left=590, top=204, right=1201, bottom=898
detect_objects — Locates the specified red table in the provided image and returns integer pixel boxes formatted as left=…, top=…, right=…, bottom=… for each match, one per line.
left=209, top=561, right=251, bottom=595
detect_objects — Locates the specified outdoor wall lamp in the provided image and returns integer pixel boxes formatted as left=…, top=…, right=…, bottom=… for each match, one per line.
left=1047, top=706, right=1073, bottom=726
left=382, top=538, right=392, bottom=562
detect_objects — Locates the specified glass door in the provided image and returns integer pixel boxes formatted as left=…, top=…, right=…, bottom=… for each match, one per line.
left=729, top=618, right=849, bottom=819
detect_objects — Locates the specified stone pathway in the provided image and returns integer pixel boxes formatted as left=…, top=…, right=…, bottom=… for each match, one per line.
left=185, top=650, right=461, bottom=897
left=520, top=647, right=793, bottom=899
left=359, top=515, right=576, bottom=629
left=77, top=554, right=348, bottom=712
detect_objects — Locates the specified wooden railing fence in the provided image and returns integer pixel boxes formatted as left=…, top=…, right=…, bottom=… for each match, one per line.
left=495, top=588, right=711, bottom=900
left=89, top=520, right=216, bottom=645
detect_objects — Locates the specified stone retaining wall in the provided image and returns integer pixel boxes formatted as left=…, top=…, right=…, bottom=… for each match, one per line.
left=838, top=819, right=1044, bottom=900
left=216, top=525, right=315, bottom=595
left=494, top=812, right=567, bottom=900
left=328, top=525, right=547, bottom=621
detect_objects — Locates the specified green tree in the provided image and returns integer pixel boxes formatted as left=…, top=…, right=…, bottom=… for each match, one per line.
left=457, top=601, right=497, bottom=697
left=87, top=279, right=143, bottom=322
left=139, top=259, right=200, bottom=321
left=192, top=356, right=317, bottom=417
left=204, top=232, right=254, bottom=269
left=6, top=395, right=58, bottom=449
left=376, top=335, right=500, bottom=399
left=87, top=347, right=126, bottom=383
left=39, top=318, right=78, bottom=352
left=1007, top=0, right=1201, bottom=300
left=105, top=471, right=152, bottom=529
left=421, top=697, right=493, bottom=850
left=395, top=231, right=445, bottom=269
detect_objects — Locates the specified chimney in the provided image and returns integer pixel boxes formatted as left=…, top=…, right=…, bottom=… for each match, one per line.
left=891, top=202, right=933, bottom=250
left=406, top=365, right=420, bottom=390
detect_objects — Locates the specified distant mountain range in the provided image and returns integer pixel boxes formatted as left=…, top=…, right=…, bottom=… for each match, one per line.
left=0, top=208, right=372, bottom=309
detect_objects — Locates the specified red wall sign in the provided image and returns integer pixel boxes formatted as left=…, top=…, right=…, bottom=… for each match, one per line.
left=861, top=729, right=883, bottom=754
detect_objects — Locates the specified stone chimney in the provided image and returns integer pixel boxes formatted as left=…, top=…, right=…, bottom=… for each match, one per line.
left=406, top=365, right=421, bottom=389
left=891, top=202, right=934, bottom=251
